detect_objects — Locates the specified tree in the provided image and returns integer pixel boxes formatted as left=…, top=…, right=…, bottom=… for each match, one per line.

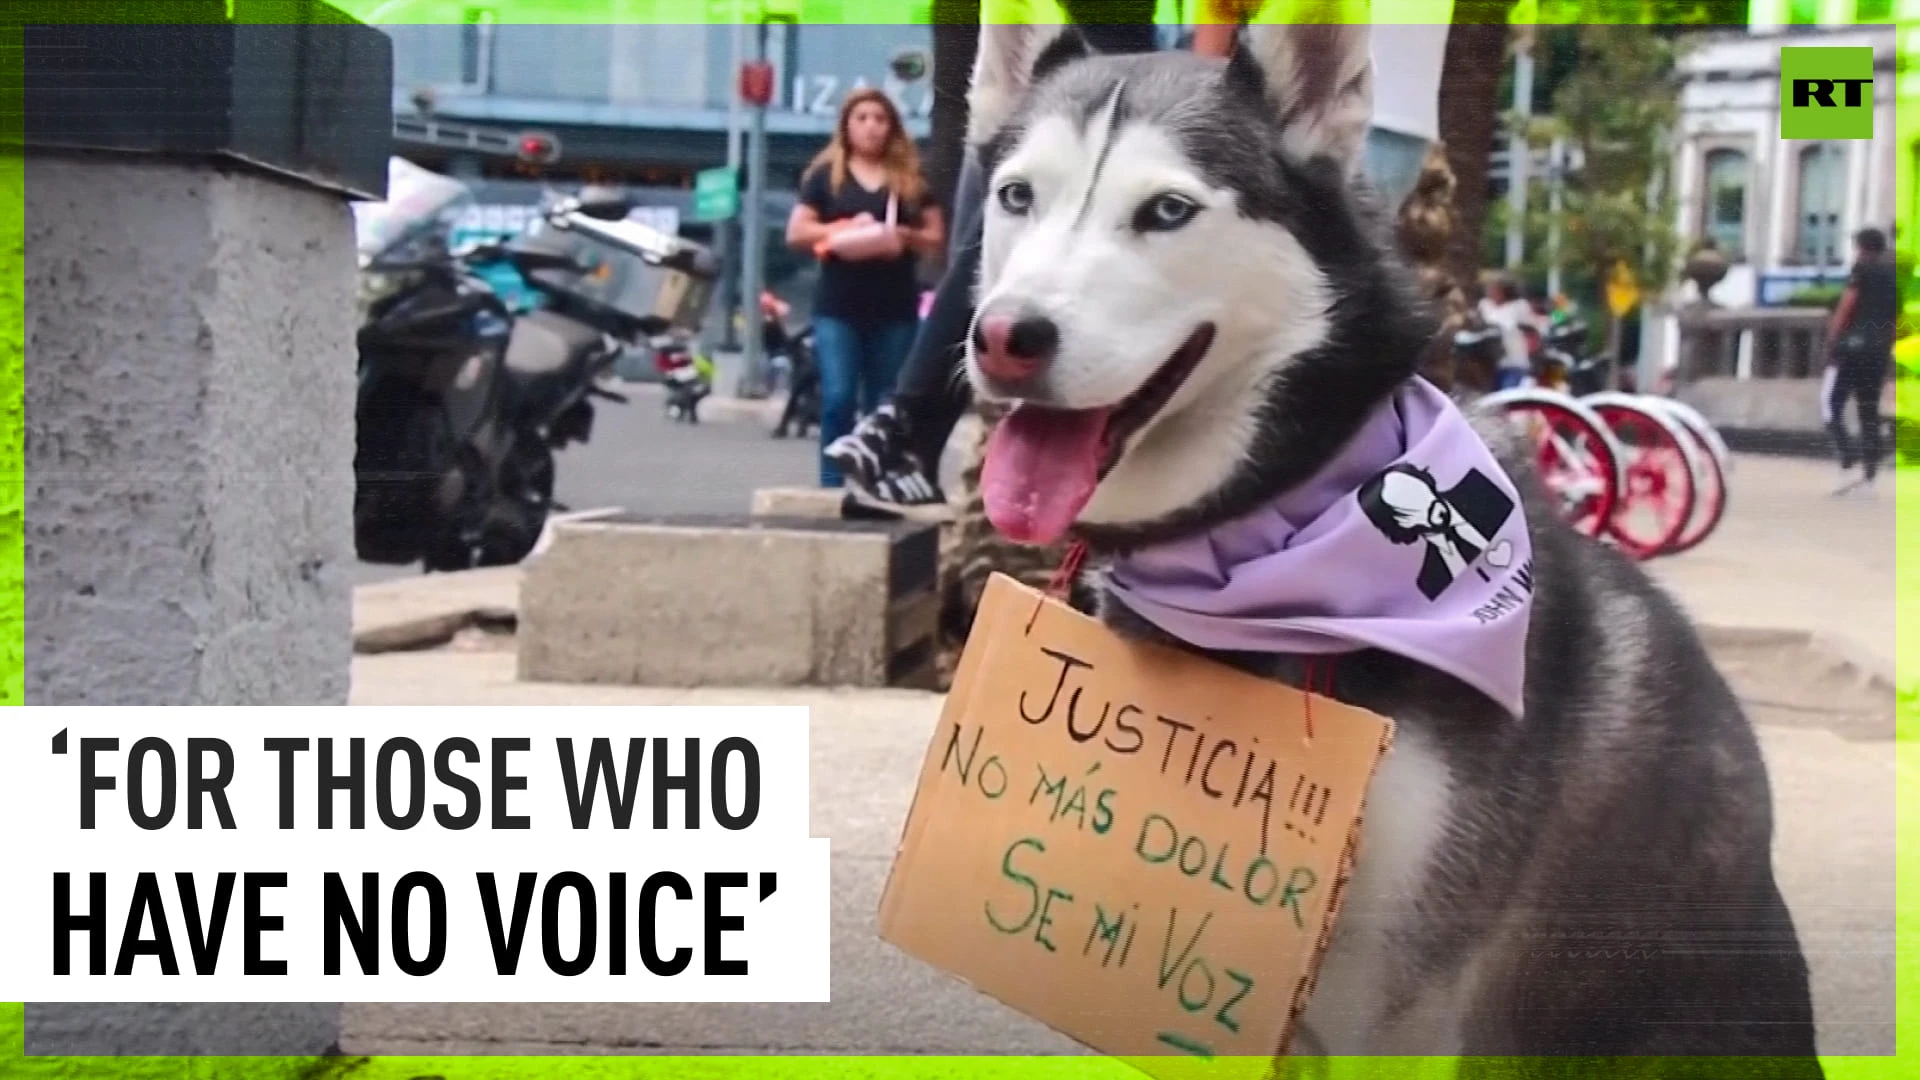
left=1521, top=16, right=1686, bottom=382
left=1436, top=3, right=1519, bottom=296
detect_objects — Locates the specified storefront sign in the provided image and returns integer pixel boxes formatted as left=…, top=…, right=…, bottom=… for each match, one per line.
left=789, top=74, right=933, bottom=120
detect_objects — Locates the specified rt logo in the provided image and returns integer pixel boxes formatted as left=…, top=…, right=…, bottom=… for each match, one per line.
left=1780, top=47, right=1874, bottom=140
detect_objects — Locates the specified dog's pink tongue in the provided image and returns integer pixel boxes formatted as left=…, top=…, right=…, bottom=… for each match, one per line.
left=982, top=404, right=1110, bottom=546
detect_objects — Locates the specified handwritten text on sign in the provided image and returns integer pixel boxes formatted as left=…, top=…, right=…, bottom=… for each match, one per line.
left=879, top=575, right=1393, bottom=1079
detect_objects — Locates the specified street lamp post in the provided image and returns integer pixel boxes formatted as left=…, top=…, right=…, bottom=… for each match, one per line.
left=1505, top=27, right=1535, bottom=272
left=1545, top=137, right=1565, bottom=297
left=717, top=4, right=747, bottom=353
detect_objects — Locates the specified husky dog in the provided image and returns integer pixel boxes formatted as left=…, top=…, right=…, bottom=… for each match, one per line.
left=961, top=12, right=1822, bottom=1074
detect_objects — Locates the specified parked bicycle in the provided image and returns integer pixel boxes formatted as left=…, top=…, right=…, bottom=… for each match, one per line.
left=1474, top=384, right=1731, bottom=562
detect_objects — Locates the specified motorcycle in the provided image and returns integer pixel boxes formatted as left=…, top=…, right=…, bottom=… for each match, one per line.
left=354, top=169, right=695, bottom=572
left=763, top=293, right=821, bottom=440
left=652, top=331, right=714, bottom=423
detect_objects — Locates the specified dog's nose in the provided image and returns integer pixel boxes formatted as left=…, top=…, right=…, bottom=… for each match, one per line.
left=973, top=312, right=1059, bottom=383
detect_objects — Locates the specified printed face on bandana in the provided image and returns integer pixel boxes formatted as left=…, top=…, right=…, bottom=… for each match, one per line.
left=1376, top=471, right=1451, bottom=536
left=1360, top=463, right=1517, bottom=602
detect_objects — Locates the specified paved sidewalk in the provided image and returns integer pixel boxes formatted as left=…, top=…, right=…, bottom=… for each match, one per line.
left=340, top=452, right=1902, bottom=1059
left=1642, top=453, right=1899, bottom=681
left=344, top=649, right=1897, bottom=1058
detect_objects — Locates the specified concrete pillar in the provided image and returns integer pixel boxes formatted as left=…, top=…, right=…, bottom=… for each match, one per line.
left=17, top=6, right=391, bottom=1059
left=24, top=159, right=357, bottom=707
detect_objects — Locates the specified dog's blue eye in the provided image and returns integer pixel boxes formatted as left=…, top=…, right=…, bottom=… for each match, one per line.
left=997, top=181, right=1034, bottom=215
left=1136, top=194, right=1199, bottom=232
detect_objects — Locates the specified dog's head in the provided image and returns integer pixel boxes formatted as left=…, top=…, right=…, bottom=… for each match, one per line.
left=967, top=7, right=1433, bottom=550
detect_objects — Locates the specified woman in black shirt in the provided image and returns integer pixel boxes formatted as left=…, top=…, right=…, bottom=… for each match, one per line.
left=786, top=88, right=946, bottom=488
left=822, top=0, right=1249, bottom=508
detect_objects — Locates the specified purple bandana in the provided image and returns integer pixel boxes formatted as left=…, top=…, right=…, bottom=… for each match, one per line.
left=1103, top=378, right=1534, bottom=718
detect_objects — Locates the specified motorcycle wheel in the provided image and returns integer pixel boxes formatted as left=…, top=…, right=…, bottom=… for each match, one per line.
left=479, top=436, right=555, bottom=567
left=422, top=434, right=554, bottom=572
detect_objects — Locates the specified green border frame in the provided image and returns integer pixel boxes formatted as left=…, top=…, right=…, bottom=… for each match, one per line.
left=0, top=0, right=1912, bottom=1077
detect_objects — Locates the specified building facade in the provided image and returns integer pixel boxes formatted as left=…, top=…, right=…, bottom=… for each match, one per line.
left=1646, top=6, right=1901, bottom=394
left=1669, top=19, right=1897, bottom=310
left=386, top=16, right=932, bottom=206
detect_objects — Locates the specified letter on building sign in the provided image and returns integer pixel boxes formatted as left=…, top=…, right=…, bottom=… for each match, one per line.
left=791, top=73, right=933, bottom=119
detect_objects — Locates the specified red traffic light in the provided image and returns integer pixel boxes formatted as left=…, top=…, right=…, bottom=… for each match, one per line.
left=739, top=61, right=776, bottom=107
left=517, top=131, right=560, bottom=164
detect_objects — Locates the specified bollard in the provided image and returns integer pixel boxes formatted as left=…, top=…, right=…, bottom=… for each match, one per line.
left=16, top=3, right=392, bottom=1059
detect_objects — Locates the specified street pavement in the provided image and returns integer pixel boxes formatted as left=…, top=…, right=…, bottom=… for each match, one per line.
left=352, top=384, right=814, bottom=586
left=340, top=452, right=1904, bottom=1060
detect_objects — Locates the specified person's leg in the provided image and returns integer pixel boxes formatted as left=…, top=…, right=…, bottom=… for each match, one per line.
left=892, top=147, right=986, bottom=450
left=1855, top=355, right=1888, bottom=483
left=1826, top=359, right=1857, bottom=470
left=895, top=239, right=980, bottom=452
left=942, top=145, right=989, bottom=275
left=868, top=318, right=920, bottom=402
left=853, top=321, right=882, bottom=420
left=822, top=149, right=987, bottom=504
left=844, top=317, right=945, bottom=504
left=812, top=316, right=860, bottom=488
left=852, top=320, right=894, bottom=419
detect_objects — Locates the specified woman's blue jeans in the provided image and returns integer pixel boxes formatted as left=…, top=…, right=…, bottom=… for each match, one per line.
left=813, top=315, right=919, bottom=487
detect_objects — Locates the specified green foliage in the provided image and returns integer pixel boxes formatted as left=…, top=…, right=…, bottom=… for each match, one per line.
left=1896, top=246, right=1919, bottom=310
left=1515, top=0, right=1747, bottom=25
left=1499, top=3, right=1742, bottom=125
left=1489, top=14, right=1684, bottom=320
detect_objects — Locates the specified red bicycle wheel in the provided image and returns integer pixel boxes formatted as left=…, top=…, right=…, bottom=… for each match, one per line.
left=1652, top=403, right=1727, bottom=556
left=1585, top=396, right=1698, bottom=560
left=1481, top=393, right=1622, bottom=540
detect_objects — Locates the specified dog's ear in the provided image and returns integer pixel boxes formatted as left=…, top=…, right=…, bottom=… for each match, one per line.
left=1231, top=1, right=1374, bottom=176
left=968, top=0, right=1090, bottom=147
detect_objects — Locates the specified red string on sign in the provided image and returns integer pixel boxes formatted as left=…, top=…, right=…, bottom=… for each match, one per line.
left=1046, top=540, right=1089, bottom=599
left=1302, top=659, right=1317, bottom=744
left=1027, top=540, right=1090, bottom=635
left=1299, top=656, right=1340, bottom=745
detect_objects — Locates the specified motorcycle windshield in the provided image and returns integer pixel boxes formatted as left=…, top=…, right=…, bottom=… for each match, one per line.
left=353, top=157, right=474, bottom=263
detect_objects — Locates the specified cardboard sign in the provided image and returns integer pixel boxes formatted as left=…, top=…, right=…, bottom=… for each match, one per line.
left=879, top=573, right=1395, bottom=1080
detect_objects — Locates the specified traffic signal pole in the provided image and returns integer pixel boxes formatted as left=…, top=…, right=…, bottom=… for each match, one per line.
left=737, top=17, right=774, bottom=400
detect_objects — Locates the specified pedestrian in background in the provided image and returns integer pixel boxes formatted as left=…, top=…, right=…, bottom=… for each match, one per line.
left=1823, top=226, right=1899, bottom=496
left=786, top=88, right=946, bottom=488
left=1478, top=274, right=1536, bottom=390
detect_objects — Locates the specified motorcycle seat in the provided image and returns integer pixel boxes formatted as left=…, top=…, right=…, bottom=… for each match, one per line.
left=505, top=310, right=604, bottom=378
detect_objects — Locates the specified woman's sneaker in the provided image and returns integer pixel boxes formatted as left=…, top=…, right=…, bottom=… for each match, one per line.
left=825, top=404, right=948, bottom=512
